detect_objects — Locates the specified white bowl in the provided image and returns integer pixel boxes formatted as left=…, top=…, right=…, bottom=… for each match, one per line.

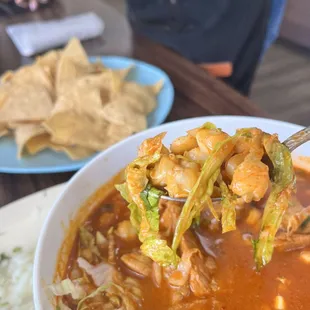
left=33, top=116, right=309, bottom=309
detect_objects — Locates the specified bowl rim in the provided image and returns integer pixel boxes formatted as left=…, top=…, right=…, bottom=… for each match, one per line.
left=33, top=115, right=304, bottom=309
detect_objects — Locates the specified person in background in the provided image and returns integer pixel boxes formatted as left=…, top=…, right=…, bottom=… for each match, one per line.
left=127, top=0, right=287, bottom=95
left=7, top=0, right=287, bottom=96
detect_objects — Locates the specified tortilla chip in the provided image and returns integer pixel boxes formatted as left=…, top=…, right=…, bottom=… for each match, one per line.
left=87, top=61, right=133, bottom=77
left=115, top=65, right=134, bottom=80
left=110, top=82, right=157, bottom=114
left=107, top=123, right=135, bottom=143
left=101, top=101, right=147, bottom=132
left=0, top=84, right=10, bottom=110
left=7, top=121, right=44, bottom=129
left=23, top=128, right=95, bottom=160
left=14, top=124, right=47, bottom=158
left=52, top=80, right=103, bottom=116
left=146, top=79, right=164, bottom=95
left=56, top=70, right=124, bottom=107
left=7, top=122, right=22, bottom=129
left=74, top=72, right=115, bottom=104
left=49, top=144, right=95, bottom=160
left=88, top=59, right=106, bottom=73
left=36, top=50, right=62, bottom=81
left=44, top=110, right=112, bottom=151
left=0, top=128, right=8, bottom=138
left=78, top=65, right=131, bottom=93
left=62, top=38, right=89, bottom=67
left=55, top=38, right=91, bottom=95
left=56, top=58, right=89, bottom=95
left=26, top=132, right=51, bottom=155
left=4, top=65, right=53, bottom=95
left=0, top=123, right=8, bottom=138
left=78, top=70, right=116, bottom=88
left=24, top=129, right=94, bottom=160
left=0, top=84, right=53, bottom=123
left=1, top=71, right=14, bottom=84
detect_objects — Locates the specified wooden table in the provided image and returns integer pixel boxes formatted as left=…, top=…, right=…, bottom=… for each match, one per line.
left=0, top=0, right=266, bottom=207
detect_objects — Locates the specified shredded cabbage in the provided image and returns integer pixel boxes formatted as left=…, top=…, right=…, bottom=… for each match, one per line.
left=172, top=136, right=237, bottom=252
left=115, top=183, right=131, bottom=203
left=77, top=284, right=109, bottom=310
left=141, top=238, right=179, bottom=267
left=116, top=134, right=181, bottom=266
left=140, top=184, right=164, bottom=232
left=49, top=278, right=85, bottom=300
left=127, top=202, right=142, bottom=231
left=254, top=134, right=296, bottom=270
left=126, top=154, right=161, bottom=240
left=79, top=227, right=102, bottom=259
left=219, top=177, right=237, bottom=233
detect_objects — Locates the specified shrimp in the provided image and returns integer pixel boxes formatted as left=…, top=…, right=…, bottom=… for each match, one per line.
left=235, top=128, right=264, bottom=157
left=225, top=153, right=247, bottom=180
left=150, top=154, right=178, bottom=187
left=165, top=158, right=201, bottom=198
left=196, top=128, right=229, bottom=155
left=187, top=127, right=200, bottom=137
left=184, top=147, right=208, bottom=165
left=230, top=154, right=269, bottom=202
left=171, top=135, right=198, bottom=155
left=138, top=132, right=167, bottom=157
left=150, top=155, right=200, bottom=197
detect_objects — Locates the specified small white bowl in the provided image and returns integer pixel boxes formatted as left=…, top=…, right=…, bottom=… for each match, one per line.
left=33, top=116, right=308, bottom=309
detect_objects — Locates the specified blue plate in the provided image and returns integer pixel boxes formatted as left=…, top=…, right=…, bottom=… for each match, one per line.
left=0, top=56, right=174, bottom=174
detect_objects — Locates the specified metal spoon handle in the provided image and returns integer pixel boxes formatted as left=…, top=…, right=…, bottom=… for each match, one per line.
left=283, top=126, right=310, bottom=152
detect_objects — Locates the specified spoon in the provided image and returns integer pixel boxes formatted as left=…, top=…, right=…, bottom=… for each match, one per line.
left=161, top=126, right=310, bottom=203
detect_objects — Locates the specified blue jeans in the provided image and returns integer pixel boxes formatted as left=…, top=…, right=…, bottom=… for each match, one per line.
left=263, top=0, right=287, bottom=54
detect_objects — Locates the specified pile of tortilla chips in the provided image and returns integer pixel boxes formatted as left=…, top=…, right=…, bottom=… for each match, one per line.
left=0, top=38, right=162, bottom=160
